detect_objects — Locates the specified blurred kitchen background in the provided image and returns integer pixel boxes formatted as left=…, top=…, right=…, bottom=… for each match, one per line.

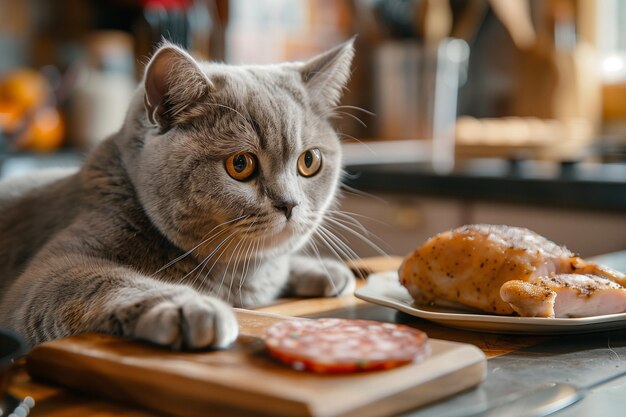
left=1, top=0, right=626, bottom=259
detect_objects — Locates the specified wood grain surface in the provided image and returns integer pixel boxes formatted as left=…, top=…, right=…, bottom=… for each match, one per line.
left=25, top=309, right=486, bottom=417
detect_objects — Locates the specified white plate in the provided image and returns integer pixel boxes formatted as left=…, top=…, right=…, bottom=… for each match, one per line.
left=355, top=271, right=626, bottom=334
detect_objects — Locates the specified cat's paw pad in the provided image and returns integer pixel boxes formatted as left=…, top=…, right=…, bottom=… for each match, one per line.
left=291, top=259, right=356, bottom=297
left=134, top=294, right=238, bottom=350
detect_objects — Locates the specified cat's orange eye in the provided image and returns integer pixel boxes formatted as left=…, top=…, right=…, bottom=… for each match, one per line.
left=297, top=148, right=322, bottom=177
left=225, top=152, right=257, bottom=181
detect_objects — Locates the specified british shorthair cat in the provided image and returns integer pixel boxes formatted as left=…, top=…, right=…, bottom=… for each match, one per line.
left=0, top=39, right=356, bottom=350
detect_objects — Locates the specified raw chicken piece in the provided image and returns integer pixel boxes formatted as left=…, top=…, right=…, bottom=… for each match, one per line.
left=399, top=224, right=626, bottom=318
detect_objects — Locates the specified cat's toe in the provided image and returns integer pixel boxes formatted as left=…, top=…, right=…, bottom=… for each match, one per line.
left=134, top=301, right=181, bottom=346
left=182, top=296, right=238, bottom=349
left=133, top=293, right=238, bottom=350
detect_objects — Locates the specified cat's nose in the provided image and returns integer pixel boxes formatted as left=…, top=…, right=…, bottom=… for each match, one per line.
left=274, top=201, right=298, bottom=220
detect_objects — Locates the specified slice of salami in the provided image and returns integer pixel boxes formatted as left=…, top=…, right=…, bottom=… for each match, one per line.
left=264, top=318, right=430, bottom=373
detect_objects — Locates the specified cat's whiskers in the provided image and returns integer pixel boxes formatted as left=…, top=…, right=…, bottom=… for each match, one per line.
left=190, top=221, right=250, bottom=291
left=309, top=208, right=390, bottom=255
left=153, top=227, right=235, bottom=295
left=237, top=216, right=273, bottom=234
left=234, top=228, right=259, bottom=301
left=336, top=130, right=376, bottom=156
left=155, top=214, right=247, bottom=274
left=325, top=210, right=393, bottom=253
left=252, top=235, right=267, bottom=306
left=324, top=216, right=390, bottom=257
left=225, top=243, right=243, bottom=304
left=298, top=224, right=336, bottom=290
left=187, top=230, right=236, bottom=291
left=227, top=217, right=258, bottom=303
left=325, top=210, right=372, bottom=234
left=235, top=236, right=255, bottom=306
left=298, top=208, right=390, bottom=281
left=237, top=232, right=267, bottom=307
left=327, top=208, right=391, bottom=229
left=338, top=182, right=389, bottom=204
left=299, top=216, right=351, bottom=262
left=323, top=104, right=373, bottom=129
left=195, top=215, right=264, bottom=296
left=178, top=229, right=239, bottom=287
left=316, top=224, right=360, bottom=262
left=318, top=224, right=370, bottom=281
left=194, top=237, right=233, bottom=294
left=294, top=217, right=340, bottom=294
left=334, top=105, right=375, bottom=117
left=216, top=217, right=256, bottom=299
left=156, top=229, right=224, bottom=275
left=331, top=110, right=368, bottom=129
left=307, top=228, right=340, bottom=295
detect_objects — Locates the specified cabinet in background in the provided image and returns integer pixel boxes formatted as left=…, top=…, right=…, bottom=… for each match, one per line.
left=332, top=194, right=626, bottom=259
left=471, top=202, right=626, bottom=258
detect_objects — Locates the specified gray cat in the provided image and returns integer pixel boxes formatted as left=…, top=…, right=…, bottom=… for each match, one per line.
left=0, top=40, right=356, bottom=350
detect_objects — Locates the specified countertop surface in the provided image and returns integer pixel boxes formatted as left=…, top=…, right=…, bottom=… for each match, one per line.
left=344, top=159, right=626, bottom=211
left=7, top=252, right=626, bottom=417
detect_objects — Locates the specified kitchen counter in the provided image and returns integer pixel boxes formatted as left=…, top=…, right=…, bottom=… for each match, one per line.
left=344, top=159, right=626, bottom=212
left=7, top=252, right=626, bottom=417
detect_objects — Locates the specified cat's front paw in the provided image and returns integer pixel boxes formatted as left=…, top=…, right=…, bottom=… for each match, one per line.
left=289, top=258, right=356, bottom=297
left=133, top=292, right=238, bottom=350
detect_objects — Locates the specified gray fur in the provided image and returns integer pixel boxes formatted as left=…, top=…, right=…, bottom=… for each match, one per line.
left=0, top=40, right=356, bottom=350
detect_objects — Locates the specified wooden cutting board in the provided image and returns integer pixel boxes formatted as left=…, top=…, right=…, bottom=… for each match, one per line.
left=26, top=309, right=486, bottom=417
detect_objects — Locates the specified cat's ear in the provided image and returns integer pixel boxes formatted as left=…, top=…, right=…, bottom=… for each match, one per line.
left=143, top=43, right=212, bottom=129
left=299, top=37, right=355, bottom=111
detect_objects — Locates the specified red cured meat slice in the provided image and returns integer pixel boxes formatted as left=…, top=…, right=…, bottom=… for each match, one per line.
left=264, top=318, right=431, bottom=373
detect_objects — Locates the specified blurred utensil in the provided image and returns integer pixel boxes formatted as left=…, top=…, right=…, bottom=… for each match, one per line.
left=470, top=367, right=626, bottom=417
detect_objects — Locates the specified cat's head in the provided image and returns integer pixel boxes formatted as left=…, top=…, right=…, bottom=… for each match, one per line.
left=127, top=40, right=354, bottom=261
